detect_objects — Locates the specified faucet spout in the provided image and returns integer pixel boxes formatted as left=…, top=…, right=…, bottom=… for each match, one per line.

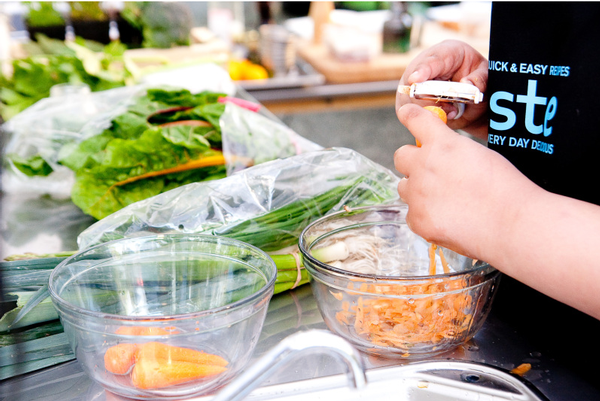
left=211, top=330, right=367, bottom=401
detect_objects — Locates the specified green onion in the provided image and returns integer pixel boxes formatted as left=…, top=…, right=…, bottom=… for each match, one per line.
left=0, top=174, right=397, bottom=378
left=216, top=176, right=395, bottom=252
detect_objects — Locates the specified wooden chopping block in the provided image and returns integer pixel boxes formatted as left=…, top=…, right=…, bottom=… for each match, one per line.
left=295, top=21, right=490, bottom=85
left=296, top=40, right=421, bottom=84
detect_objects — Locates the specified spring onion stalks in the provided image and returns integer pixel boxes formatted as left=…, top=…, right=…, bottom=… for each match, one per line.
left=217, top=176, right=393, bottom=252
left=0, top=174, right=397, bottom=378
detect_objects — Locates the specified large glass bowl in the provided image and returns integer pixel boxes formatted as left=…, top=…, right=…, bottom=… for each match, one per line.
left=299, top=205, right=500, bottom=359
left=48, top=234, right=276, bottom=399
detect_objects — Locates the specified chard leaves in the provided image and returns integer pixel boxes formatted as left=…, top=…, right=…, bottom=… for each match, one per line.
left=63, top=88, right=228, bottom=219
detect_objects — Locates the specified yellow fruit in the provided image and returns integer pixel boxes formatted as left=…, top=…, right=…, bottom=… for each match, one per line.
left=243, top=64, right=269, bottom=80
left=228, top=60, right=245, bottom=81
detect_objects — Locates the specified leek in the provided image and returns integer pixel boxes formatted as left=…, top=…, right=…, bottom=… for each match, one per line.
left=0, top=333, right=75, bottom=380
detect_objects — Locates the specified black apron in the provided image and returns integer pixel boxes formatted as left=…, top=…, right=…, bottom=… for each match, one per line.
left=487, top=2, right=600, bottom=206
left=487, top=2, right=600, bottom=390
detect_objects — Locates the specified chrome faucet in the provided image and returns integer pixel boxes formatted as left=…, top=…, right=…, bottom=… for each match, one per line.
left=211, top=330, right=367, bottom=401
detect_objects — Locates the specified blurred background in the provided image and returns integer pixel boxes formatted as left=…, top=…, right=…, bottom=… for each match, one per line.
left=0, top=1, right=491, bottom=172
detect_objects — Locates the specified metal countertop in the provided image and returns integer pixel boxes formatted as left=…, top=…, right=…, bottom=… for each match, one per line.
left=1, top=282, right=599, bottom=401
left=1, top=101, right=599, bottom=399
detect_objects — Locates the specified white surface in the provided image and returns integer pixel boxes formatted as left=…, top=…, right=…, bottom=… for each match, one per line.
left=140, top=63, right=236, bottom=96
left=284, top=10, right=391, bottom=41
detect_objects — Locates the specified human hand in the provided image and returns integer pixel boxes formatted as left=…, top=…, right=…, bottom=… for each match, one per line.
left=396, top=40, right=489, bottom=137
left=394, top=104, right=541, bottom=260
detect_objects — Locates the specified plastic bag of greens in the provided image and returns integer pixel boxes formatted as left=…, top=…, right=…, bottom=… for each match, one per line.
left=1, top=85, right=141, bottom=197
left=77, top=147, right=401, bottom=293
left=78, top=147, right=401, bottom=250
left=2, top=84, right=320, bottom=219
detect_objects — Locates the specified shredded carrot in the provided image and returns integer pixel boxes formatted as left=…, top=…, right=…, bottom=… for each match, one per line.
left=438, top=248, right=450, bottom=274
left=334, top=278, right=476, bottom=353
left=330, top=291, right=344, bottom=301
left=428, top=243, right=437, bottom=275
left=510, top=363, right=532, bottom=376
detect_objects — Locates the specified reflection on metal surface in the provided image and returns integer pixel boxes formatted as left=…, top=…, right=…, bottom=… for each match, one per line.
left=210, top=330, right=367, bottom=401
left=0, top=193, right=95, bottom=259
left=205, top=360, right=549, bottom=401
left=1, top=285, right=599, bottom=401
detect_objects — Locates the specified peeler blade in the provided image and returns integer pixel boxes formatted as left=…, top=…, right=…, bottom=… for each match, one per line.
left=397, top=81, right=483, bottom=104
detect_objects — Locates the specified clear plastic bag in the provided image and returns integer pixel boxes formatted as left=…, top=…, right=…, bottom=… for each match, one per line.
left=2, top=85, right=144, bottom=197
left=77, top=147, right=402, bottom=250
left=2, top=83, right=320, bottom=201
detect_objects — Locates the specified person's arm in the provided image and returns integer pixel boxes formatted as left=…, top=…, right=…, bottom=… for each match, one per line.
left=394, top=104, right=600, bottom=320
left=396, top=40, right=489, bottom=139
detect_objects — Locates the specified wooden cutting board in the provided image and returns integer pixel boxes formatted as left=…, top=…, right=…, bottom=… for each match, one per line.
left=296, top=22, right=489, bottom=84
left=296, top=42, right=420, bottom=84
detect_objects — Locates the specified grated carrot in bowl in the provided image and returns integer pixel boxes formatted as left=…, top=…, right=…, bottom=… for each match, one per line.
left=334, top=278, right=479, bottom=354
left=300, top=204, right=499, bottom=358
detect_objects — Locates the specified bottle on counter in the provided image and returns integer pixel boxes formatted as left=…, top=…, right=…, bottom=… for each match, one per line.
left=382, top=2, right=412, bottom=54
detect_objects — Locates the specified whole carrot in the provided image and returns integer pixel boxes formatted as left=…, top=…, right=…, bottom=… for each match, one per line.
left=105, top=343, right=138, bottom=375
left=131, top=359, right=227, bottom=389
left=136, top=342, right=229, bottom=367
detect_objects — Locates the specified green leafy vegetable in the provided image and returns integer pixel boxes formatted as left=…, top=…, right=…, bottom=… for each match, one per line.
left=0, top=34, right=133, bottom=121
left=58, top=88, right=229, bottom=219
left=8, top=155, right=53, bottom=177
left=121, top=2, right=193, bottom=48
left=24, top=2, right=65, bottom=28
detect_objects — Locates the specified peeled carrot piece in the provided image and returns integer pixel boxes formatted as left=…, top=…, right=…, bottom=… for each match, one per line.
left=439, top=248, right=450, bottom=274
left=136, top=342, right=229, bottom=367
left=428, top=243, right=438, bottom=275
left=510, top=363, right=532, bottom=376
left=105, top=343, right=138, bottom=375
left=416, top=106, right=447, bottom=147
left=131, top=359, right=227, bottom=389
left=424, top=106, right=448, bottom=124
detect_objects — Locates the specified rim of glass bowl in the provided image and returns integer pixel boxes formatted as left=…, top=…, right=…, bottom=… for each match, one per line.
left=48, top=233, right=277, bottom=322
left=299, top=204, right=495, bottom=283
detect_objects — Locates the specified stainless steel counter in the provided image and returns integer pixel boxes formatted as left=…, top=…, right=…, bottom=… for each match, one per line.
left=1, top=282, right=599, bottom=401
left=2, top=105, right=600, bottom=400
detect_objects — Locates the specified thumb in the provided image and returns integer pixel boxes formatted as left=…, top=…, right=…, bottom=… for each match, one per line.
left=397, top=104, right=449, bottom=147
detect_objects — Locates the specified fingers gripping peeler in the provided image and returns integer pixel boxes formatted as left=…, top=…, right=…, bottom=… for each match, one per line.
left=397, top=81, right=484, bottom=119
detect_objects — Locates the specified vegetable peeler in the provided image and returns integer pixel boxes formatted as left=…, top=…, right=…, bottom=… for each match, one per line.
left=397, top=81, right=484, bottom=119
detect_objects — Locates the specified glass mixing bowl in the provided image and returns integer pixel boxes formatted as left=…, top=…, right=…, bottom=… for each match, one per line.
left=299, top=205, right=500, bottom=359
left=48, top=234, right=276, bottom=399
